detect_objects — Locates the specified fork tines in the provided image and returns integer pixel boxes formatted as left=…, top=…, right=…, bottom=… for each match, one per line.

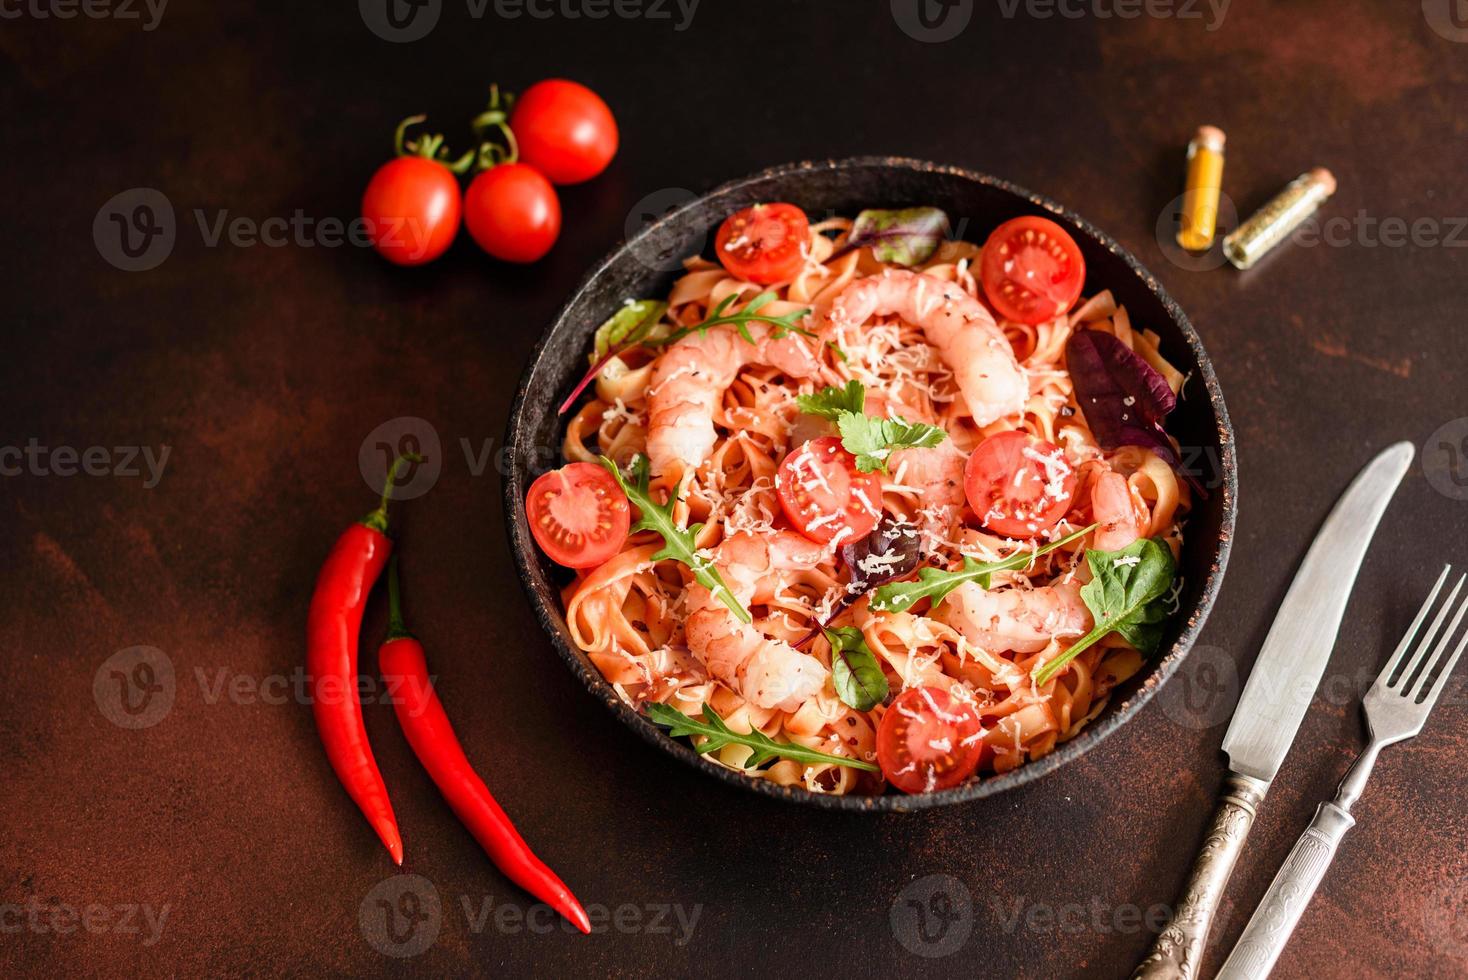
left=1378, top=565, right=1468, bottom=707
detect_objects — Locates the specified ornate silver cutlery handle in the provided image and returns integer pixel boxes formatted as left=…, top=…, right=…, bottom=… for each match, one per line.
left=1133, top=773, right=1269, bottom=980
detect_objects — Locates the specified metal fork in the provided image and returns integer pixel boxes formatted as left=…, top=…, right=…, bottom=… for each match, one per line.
left=1216, top=565, right=1468, bottom=980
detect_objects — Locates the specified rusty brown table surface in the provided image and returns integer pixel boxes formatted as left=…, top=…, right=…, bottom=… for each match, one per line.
left=4, top=1, right=1468, bottom=976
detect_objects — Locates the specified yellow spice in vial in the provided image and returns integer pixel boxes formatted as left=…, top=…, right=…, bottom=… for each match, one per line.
left=1175, top=125, right=1226, bottom=252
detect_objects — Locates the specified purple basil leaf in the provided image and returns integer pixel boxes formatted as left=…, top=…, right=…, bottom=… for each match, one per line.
left=795, top=518, right=922, bottom=647
left=1066, top=329, right=1208, bottom=498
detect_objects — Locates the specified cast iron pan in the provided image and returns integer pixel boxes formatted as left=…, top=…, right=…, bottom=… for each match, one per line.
left=504, top=158, right=1237, bottom=811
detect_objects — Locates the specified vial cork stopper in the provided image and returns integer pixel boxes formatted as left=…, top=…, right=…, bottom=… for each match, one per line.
left=1193, top=126, right=1226, bottom=152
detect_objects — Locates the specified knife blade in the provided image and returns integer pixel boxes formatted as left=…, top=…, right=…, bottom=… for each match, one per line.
left=1220, top=440, right=1415, bottom=781
left=1135, top=441, right=1413, bottom=980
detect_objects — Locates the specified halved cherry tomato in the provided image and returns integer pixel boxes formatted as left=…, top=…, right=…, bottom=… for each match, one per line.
left=463, top=163, right=561, bottom=263
left=714, top=203, right=810, bottom=285
left=964, top=430, right=1076, bottom=538
left=979, top=216, right=1086, bottom=325
left=877, top=686, right=985, bottom=794
left=362, top=156, right=462, bottom=266
left=509, top=79, right=618, bottom=185
left=776, top=436, right=882, bottom=545
left=526, top=462, right=630, bottom=569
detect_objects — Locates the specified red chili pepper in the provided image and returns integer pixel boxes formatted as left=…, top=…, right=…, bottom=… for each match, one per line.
left=306, top=455, right=419, bottom=865
left=380, top=560, right=591, bottom=934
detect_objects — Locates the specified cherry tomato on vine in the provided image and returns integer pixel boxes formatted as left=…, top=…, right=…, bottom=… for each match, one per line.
left=714, top=203, right=810, bottom=285
left=464, top=164, right=561, bottom=264
left=963, top=430, right=1076, bottom=539
left=362, top=115, right=473, bottom=266
left=526, top=462, right=630, bottom=569
left=508, top=79, right=618, bottom=185
left=877, top=686, right=986, bottom=794
left=776, top=436, right=882, bottom=545
left=979, top=215, right=1086, bottom=325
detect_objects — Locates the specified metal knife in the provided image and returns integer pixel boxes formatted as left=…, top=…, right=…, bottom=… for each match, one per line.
left=1133, top=441, right=1414, bottom=980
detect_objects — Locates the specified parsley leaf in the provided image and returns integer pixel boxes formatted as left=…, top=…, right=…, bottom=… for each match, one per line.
left=597, top=455, right=750, bottom=624
left=838, top=413, right=946, bottom=473
left=656, top=290, right=814, bottom=347
left=646, top=701, right=879, bottom=772
left=824, top=626, right=889, bottom=711
left=796, top=380, right=946, bottom=473
left=796, top=379, right=865, bottom=420
left=1033, top=537, right=1177, bottom=686
left=869, top=523, right=1097, bottom=614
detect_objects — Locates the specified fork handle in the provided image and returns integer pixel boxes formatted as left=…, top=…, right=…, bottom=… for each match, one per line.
left=1215, top=801, right=1356, bottom=979
left=1134, top=772, right=1270, bottom=980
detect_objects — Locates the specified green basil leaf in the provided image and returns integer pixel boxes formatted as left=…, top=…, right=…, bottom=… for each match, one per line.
left=1032, top=536, right=1177, bottom=686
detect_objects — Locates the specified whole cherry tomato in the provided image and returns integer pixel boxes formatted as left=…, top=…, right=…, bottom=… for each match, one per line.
left=508, top=79, right=618, bottom=185
left=362, top=115, right=472, bottom=266
left=463, top=163, right=561, bottom=264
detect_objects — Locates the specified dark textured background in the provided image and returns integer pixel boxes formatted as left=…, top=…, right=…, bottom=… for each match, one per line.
left=3, top=1, right=1467, bottom=976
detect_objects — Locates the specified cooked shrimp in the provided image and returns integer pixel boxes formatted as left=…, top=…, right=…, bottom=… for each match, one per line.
left=933, top=579, right=1092, bottom=655
left=685, top=531, right=830, bottom=712
left=828, top=270, right=1027, bottom=425
left=646, top=321, right=821, bottom=476
left=1092, top=470, right=1143, bottom=552
left=888, top=441, right=967, bottom=508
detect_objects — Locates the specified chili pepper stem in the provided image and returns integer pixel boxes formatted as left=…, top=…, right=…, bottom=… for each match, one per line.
left=361, top=453, right=424, bottom=534
left=385, top=558, right=412, bottom=642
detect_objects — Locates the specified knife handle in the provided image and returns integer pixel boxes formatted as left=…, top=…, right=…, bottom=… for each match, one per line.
left=1133, top=773, right=1269, bottom=980
left=1215, top=800, right=1356, bottom=979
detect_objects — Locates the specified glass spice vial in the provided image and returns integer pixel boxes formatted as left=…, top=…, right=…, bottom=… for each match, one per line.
left=1223, top=168, right=1337, bottom=270
left=1176, top=125, right=1227, bottom=252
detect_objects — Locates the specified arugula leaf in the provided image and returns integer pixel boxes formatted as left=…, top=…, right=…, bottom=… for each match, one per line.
left=795, top=381, right=946, bottom=473
left=869, top=524, right=1097, bottom=614
left=824, top=627, right=889, bottom=711
left=838, top=413, right=946, bottom=473
left=646, top=701, right=879, bottom=772
left=796, top=379, right=865, bottom=420
left=832, top=207, right=950, bottom=266
left=655, top=291, right=814, bottom=347
left=597, top=455, right=750, bottom=624
left=1032, top=536, right=1177, bottom=686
